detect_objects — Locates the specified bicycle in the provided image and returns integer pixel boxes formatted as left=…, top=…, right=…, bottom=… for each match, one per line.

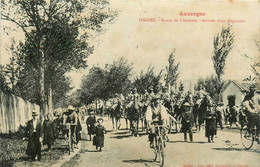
left=240, top=123, right=259, bottom=150
left=65, top=122, right=77, bottom=155
left=152, top=124, right=166, bottom=167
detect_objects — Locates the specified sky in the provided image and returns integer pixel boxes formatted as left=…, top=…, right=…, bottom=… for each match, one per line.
left=1, top=0, right=259, bottom=92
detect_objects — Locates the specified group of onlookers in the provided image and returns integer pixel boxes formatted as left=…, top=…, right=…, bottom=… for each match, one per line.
left=23, top=110, right=62, bottom=161
left=23, top=105, right=107, bottom=161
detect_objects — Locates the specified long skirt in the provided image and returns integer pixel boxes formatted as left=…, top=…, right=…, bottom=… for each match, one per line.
left=205, top=117, right=217, bottom=137
left=93, top=135, right=104, bottom=148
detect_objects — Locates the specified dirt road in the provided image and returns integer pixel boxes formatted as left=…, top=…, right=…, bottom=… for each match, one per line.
left=61, top=116, right=260, bottom=167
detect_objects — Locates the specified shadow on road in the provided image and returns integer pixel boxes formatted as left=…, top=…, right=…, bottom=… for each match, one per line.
left=110, top=134, right=133, bottom=139
left=122, top=158, right=156, bottom=166
left=167, top=140, right=207, bottom=144
left=111, top=131, right=129, bottom=135
left=83, top=149, right=102, bottom=153
left=212, top=147, right=260, bottom=154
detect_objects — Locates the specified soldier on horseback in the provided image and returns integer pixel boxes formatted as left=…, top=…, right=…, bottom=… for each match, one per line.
left=149, top=87, right=155, bottom=98
left=111, top=93, right=123, bottom=130
left=193, top=84, right=209, bottom=131
left=195, top=84, right=208, bottom=108
left=127, top=87, right=142, bottom=136
left=161, top=86, right=170, bottom=107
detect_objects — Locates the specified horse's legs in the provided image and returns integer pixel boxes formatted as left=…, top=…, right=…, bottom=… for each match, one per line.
left=125, top=118, right=128, bottom=130
left=115, top=118, right=118, bottom=131
left=141, top=118, right=144, bottom=131
left=118, top=118, right=121, bottom=129
left=112, top=117, right=115, bottom=130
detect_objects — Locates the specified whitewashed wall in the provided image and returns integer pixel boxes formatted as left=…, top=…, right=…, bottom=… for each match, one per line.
left=0, top=90, right=39, bottom=134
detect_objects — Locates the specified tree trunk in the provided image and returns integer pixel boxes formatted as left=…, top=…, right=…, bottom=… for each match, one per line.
left=48, top=86, right=53, bottom=115
left=40, top=39, right=46, bottom=118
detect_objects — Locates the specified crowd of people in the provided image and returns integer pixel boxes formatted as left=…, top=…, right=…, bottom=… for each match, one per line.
left=104, top=83, right=259, bottom=145
left=22, top=83, right=259, bottom=161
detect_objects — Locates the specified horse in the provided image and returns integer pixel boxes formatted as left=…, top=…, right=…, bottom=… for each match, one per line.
left=127, top=100, right=142, bottom=136
left=193, top=95, right=213, bottom=132
left=110, top=100, right=123, bottom=130
left=140, top=103, right=148, bottom=132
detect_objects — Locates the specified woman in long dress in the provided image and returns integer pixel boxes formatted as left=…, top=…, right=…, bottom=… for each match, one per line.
left=43, top=113, right=55, bottom=151
left=205, top=105, right=217, bottom=143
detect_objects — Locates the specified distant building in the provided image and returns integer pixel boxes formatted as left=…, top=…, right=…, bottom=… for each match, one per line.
left=222, top=80, right=259, bottom=108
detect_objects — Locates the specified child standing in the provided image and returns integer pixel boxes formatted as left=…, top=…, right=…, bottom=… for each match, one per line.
left=181, top=102, right=194, bottom=142
left=94, top=118, right=106, bottom=151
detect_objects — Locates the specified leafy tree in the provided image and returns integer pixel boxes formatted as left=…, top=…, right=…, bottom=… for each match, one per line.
left=134, top=65, right=163, bottom=94
left=1, top=0, right=117, bottom=114
left=80, top=57, right=133, bottom=104
left=165, top=49, right=179, bottom=92
left=212, top=24, right=234, bottom=102
left=105, top=57, right=133, bottom=97
left=80, top=66, right=107, bottom=104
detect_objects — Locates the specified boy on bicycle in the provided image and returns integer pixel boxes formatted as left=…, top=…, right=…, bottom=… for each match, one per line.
left=145, top=96, right=168, bottom=148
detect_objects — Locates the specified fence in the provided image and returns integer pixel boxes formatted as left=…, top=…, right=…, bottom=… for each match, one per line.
left=0, top=90, right=39, bottom=134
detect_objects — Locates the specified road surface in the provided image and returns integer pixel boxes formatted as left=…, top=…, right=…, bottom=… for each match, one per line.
left=64, top=116, right=260, bottom=167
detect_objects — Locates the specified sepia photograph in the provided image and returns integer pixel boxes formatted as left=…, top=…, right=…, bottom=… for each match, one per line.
left=0, top=0, right=260, bottom=167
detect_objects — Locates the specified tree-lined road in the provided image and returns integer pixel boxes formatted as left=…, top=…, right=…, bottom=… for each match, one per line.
left=66, top=117, right=260, bottom=167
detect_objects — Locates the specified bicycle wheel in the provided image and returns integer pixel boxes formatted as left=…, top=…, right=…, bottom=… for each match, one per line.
left=68, top=129, right=71, bottom=155
left=240, top=125, right=254, bottom=150
left=158, top=137, right=165, bottom=167
left=153, top=139, right=158, bottom=162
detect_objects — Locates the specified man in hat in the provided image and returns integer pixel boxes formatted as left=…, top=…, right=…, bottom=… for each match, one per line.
left=86, top=110, right=96, bottom=141
left=146, top=96, right=168, bottom=148
left=181, top=102, right=194, bottom=142
left=216, top=102, right=225, bottom=130
left=24, top=110, right=42, bottom=161
left=242, top=85, right=259, bottom=140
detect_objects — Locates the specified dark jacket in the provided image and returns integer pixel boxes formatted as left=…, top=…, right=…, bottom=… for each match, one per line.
left=181, top=111, right=194, bottom=131
left=24, top=119, right=42, bottom=157
left=86, top=116, right=96, bottom=134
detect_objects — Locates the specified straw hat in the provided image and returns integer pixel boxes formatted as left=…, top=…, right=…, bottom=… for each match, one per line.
left=183, top=102, right=191, bottom=107
left=32, top=109, right=39, bottom=116
left=67, top=105, right=74, bottom=111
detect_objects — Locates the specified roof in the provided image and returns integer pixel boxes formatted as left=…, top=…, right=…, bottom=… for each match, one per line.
left=228, top=80, right=259, bottom=92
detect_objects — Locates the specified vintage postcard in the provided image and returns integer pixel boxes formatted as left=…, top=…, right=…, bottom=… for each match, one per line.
left=0, top=0, right=259, bottom=167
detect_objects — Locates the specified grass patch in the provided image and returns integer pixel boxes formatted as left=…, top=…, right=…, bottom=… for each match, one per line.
left=0, top=131, right=70, bottom=167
